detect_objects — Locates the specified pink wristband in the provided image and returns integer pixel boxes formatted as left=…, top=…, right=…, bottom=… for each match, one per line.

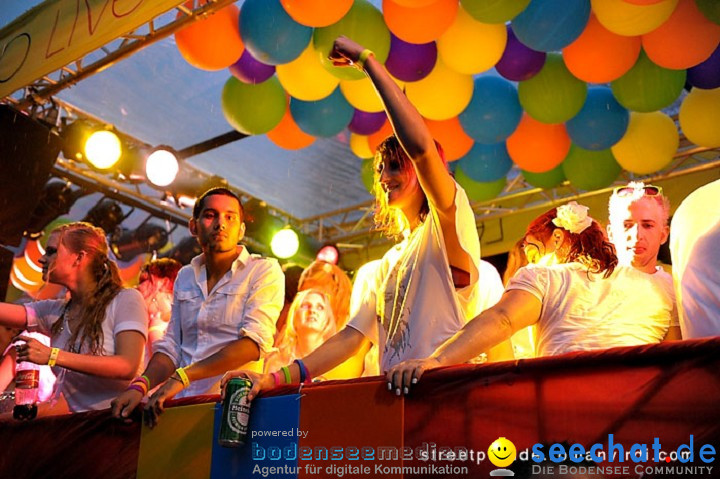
left=272, top=371, right=282, bottom=387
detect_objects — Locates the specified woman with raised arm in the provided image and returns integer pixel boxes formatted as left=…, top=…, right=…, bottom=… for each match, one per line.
left=0, top=222, right=147, bottom=412
left=222, top=36, right=512, bottom=399
left=386, top=202, right=680, bottom=393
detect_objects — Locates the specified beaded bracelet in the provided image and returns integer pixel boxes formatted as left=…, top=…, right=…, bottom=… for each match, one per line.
left=175, top=367, right=190, bottom=387
left=47, top=347, right=60, bottom=367
left=355, top=48, right=374, bottom=69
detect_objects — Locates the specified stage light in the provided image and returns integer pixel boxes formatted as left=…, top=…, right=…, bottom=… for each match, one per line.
left=271, top=228, right=299, bottom=259
left=111, top=223, right=169, bottom=262
left=316, top=244, right=340, bottom=265
left=146, top=147, right=179, bottom=187
left=84, top=130, right=122, bottom=169
left=82, top=198, right=125, bottom=237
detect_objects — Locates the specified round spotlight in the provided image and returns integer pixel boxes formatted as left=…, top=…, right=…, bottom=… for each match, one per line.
left=316, top=244, right=339, bottom=265
left=146, top=148, right=179, bottom=187
left=271, top=228, right=299, bottom=259
left=84, top=130, right=122, bottom=169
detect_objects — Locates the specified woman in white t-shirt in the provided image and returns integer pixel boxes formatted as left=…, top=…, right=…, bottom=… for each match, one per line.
left=387, top=202, right=678, bottom=392
left=221, top=35, right=512, bottom=399
left=0, top=222, right=147, bottom=412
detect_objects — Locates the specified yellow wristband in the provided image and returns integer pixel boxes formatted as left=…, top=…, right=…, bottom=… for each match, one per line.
left=175, top=367, right=190, bottom=387
left=356, top=49, right=374, bottom=69
left=48, top=347, right=60, bottom=367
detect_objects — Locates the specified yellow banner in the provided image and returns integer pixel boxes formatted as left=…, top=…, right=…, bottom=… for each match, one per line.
left=0, top=0, right=185, bottom=98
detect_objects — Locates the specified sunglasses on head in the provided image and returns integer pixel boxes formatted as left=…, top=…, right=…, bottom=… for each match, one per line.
left=613, top=185, right=663, bottom=197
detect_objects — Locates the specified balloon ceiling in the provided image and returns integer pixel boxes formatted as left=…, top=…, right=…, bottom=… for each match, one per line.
left=175, top=0, right=719, bottom=200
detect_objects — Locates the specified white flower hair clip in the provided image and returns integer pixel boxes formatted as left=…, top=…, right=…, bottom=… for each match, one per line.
left=552, top=201, right=592, bottom=234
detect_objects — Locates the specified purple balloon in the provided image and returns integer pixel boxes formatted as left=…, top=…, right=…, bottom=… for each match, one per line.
left=687, top=44, right=720, bottom=90
left=496, top=27, right=546, bottom=82
left=229, top=49, right=276, bottom=84
left=348, top=109, right=387, bottom=136
left=384, top=34, right=437, bottom=82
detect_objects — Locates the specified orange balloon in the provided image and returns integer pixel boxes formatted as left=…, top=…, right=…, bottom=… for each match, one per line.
left=506, top=114, right=570, bottom=173
left=24, top=239, right=44, bottom=266
left=383, top=0, right=458, bottom=43
left=425, top=117, right=473, bottom=161
left=622, top=0, right=664, bottom=3
left=564, top=14, right=642, bottom=83
left=175, top=4, right=244, bottom=71
left=392, top=0, right=438, bottom=6
left=280, top=0, right=353, bottom=27
left=642, top=0, right=720, bottom=70
left=368, top=120, right=394, bottom=154
left=267, top=108, right=316, bottom=150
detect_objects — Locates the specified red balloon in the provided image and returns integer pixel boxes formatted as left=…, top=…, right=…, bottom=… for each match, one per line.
left=506, top=114, right=570, bottom=173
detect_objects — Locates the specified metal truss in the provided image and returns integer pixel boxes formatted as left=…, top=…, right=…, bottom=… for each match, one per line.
left=3, top=0, right=238, bottom=108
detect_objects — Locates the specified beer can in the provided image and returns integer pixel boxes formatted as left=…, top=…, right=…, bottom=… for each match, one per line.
left=219, top=378, right=252, bottom=447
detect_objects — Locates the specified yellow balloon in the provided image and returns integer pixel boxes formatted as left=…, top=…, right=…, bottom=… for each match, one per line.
left=611, top=111, right=678, bottom=175
left=680, top=87, right=720, bottom=148
left=277, top=42, right=339, bottom=101
left=437, top=5, right=507, bottom=75
left=340, top=76, right=405, bottom=113
left=405, top=58, right=474, bottom=120
left=350, top=133, right=374, bottom=158
left=592, top=0, right=679, bottom=36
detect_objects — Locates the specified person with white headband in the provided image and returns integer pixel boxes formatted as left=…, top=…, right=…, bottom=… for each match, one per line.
left=386, top=202, right=679, bottom=393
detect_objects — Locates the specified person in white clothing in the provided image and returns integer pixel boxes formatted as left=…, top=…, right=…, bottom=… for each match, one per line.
left=0, top=222, right=147, bottom=412
left=221, top=35, right=512, bottom=400
left=111, top=188, right=284, bottom=427
left=670, top=179, right=720, bottom=338
left=385, top=201, right=679, bottom=391
left=607, top=182, right=681, bottom=340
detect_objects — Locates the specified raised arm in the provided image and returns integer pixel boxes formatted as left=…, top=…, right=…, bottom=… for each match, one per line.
left=329, top=36, right=456, bottom=214
left=385, top=289, right=542, bottom=394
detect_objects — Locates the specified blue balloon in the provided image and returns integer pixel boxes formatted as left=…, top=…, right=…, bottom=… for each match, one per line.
left=458, top=142, right=512, bottom=182
left=240, top=0, right=312, bottom=65
left=290, top=88, right=354, bottom=138
left=566, top=87, right=629, bottom=151
left=459, top=76, right=522, bottom=144
left=511, top=0, right=590, bottom=52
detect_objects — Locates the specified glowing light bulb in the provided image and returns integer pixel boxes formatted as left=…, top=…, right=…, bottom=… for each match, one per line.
left=271, top=229, right=299, bottom=259
left=146, top=148, right=179, bottom=187
left=84, top=130, right=122, bottom=169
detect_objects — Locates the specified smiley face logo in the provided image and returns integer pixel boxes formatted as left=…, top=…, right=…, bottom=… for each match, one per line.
left=488, top=437, right=517, bottom=468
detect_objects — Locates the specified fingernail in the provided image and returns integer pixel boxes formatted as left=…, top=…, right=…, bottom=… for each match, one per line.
left=403, top=387, right=409, bottom=395
left=387, top=382, right=392, bottom=391
left=395, top=388, right=401, bottom=396
left=412, top=378, right=418, bottom=384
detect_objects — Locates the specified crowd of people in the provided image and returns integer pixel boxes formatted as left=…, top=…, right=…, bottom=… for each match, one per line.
left=0, top=36, right=717, bottom=422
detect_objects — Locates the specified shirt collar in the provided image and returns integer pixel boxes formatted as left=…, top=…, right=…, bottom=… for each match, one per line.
left=190, top=245, right=249, bottom=279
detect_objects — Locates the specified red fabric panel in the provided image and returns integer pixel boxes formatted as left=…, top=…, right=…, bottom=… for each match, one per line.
left=298, top=380, right=405, bottom=479
left=0, top=409, right=141, bottom=479
left=404, top=338, right=720, bottom=477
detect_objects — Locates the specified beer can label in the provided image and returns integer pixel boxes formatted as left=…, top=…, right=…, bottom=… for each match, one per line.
left=16, top=370, right=39, bottom=390
left=227, top=388, right=250, bottom=435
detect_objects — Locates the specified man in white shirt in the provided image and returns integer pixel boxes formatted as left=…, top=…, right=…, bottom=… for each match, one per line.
left=607, top=182, right=681, bottom=340
left=112, top=188, right=284, bottom=426
left=669, top=179, right=720, bottom=338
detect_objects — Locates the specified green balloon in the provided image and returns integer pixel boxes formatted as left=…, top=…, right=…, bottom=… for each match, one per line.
left=360, top=159, right=374, bottom=194
left=221, top=76, right=286, bottom=135
left=461, top=0, right=531, bottom=23
left=523, top=164, right=565, bottom=189
left=562, top=145, right=621, bottom=192
left=696, top=0, right=720, bottom=25
left=455, top=166, right=506, bottom=201
left=518, top=53, right=587, bottom=124
left=313, top=0, right=390, bottom=81
left=611, top=50, right=686, bottom=113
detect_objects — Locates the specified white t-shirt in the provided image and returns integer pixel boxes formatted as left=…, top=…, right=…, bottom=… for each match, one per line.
left=25, top=289, right=148, bottom=412
left=348, top=183, right=481, bottom=371
left=507, top=263, right=678, bottom=357
left=670, top=179, right=720, bottom=339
